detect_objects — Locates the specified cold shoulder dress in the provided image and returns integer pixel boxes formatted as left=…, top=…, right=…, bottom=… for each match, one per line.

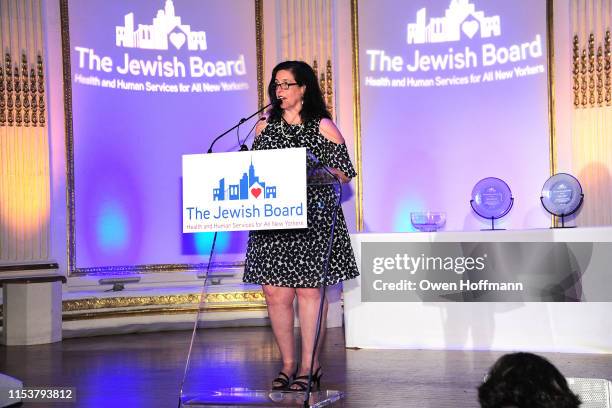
left=242, top=117, right=359, bottom=288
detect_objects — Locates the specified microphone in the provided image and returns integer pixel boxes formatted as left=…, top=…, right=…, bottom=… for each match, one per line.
left=207, top=101, right=276, bottom=153
left=238, top=99, right=282, bottom=151
left=239, top=116, right=267, bottom=151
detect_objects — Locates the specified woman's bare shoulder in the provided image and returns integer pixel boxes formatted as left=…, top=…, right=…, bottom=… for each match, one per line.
left=319, top=118, right=345, bottom=145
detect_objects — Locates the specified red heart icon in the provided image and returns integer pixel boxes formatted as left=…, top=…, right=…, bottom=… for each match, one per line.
left=251, top=187, right=262, bottom=198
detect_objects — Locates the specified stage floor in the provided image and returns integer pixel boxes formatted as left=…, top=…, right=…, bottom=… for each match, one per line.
left=1, top=327, right=611, bottom=407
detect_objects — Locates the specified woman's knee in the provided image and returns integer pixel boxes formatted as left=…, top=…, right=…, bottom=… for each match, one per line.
left=295, top=287, right=326, bottom=302
left=263, top=285, right=295, bottom=305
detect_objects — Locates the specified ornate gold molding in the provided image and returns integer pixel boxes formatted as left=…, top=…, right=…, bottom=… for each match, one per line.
left=350, top=0, right=364, bottom=232
left=66, top=261, right=245, bottom=276
left=255, top=0, right=264, bottom=108
left=59, top=0, right=77, bottom=275
left=546, top=2, right=556, bottom=172
left=63, top=305, right=267, bottom=321
left=546, top=0, right=557, bottom=227
left=62, top=291, right=265, bottom=312
left=0, top=291, right=266, bottom=322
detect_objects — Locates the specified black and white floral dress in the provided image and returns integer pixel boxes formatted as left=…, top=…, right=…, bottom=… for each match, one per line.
left=243, top=117, right=359, bottom=288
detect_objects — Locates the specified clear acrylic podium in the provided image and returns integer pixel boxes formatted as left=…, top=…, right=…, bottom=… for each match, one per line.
left=179, top=160, right=346, bottom=408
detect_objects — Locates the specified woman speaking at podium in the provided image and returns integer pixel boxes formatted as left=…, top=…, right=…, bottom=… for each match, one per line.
left=243, top=60, right=359, bottom=391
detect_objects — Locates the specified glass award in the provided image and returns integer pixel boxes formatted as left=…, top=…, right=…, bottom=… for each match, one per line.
left=410, top=211, right=446, bottom=232
left=470, top=177, right=513, bottom=230
left=540, top=173, right=584, bottom=228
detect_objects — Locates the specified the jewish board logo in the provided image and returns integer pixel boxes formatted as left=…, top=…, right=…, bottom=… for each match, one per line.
left=182, top=149, right=307, bottom=233
left=213, top=159, right=277, bottom=201
left=71, top=0, right=250, bottom=92
left=116, top=0, right=207, bottom=51
left=407, top=0, right=501, bottom=44
left=363, top=0, right=546, bottom=87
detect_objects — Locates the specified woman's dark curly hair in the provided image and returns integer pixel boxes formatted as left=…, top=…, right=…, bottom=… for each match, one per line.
left=266, top=60, right=331, bottom=123
left=478, top=352, right=581, bottom=408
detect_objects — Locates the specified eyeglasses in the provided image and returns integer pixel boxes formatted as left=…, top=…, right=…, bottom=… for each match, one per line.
left=273, top=82, right=299, bottom=90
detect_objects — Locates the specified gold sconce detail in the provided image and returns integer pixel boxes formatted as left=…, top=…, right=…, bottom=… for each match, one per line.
left=5, top=54, right=14, bottom=126
left=605, top=31, right=611, bottom=105
left=0, top=63, right=5, bottom=126
left=326, top=60, right=334, bottom=118
left=573, top=35, right=580, bottom=107
left=573, top=31, right=612, bottom=109
left=0, top=53, right=45, bottom=128
left=313, top=59, right=335, bottom=119
left=597, top=44, right=603, bottom=106
left=588, top=34, right=595, bottom=106
left=22, top=54, right=30, bottom=127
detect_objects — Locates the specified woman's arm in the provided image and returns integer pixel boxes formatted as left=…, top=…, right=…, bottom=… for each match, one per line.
left=319, top=118, right=351, bottom=183
left=255, top=116, right=268, bottom=137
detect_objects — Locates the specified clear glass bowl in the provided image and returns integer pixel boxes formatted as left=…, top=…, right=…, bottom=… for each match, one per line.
left=410, top=211, right=446, bottom=232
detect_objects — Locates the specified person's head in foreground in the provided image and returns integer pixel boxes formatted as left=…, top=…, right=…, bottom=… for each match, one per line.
left=478, top=352, right=581, bottom=408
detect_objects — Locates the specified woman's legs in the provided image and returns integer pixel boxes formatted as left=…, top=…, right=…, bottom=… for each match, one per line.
left=262, top=285, right=297, bottom=374
left=295, top=287, right=328, bottom=376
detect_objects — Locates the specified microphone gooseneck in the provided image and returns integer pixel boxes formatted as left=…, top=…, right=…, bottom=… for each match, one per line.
left=207, top=101, right=274, bottom=154
left=239, top=117, right=267, bottom=151
left=238, top=99, right=282, bottom=151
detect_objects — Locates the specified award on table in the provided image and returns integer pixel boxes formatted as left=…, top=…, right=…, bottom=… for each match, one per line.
left=410, top=211, right=446, bottom=232
left=470, top=177, right=514, bottom=230
left=540, top=173, right=584, bottom=228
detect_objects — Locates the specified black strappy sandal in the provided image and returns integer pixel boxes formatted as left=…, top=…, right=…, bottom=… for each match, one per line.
left=288, top=367, right=322, bottom=392
left=271, top=371, right=293, bottom=390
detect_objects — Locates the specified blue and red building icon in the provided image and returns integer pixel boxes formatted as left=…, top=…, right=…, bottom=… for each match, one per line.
left=213, top=159, right=277, bottom=201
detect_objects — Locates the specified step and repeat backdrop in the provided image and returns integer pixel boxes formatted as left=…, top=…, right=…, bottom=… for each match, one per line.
left=65, top=0, right=259, bottom=271
left=357, top=0, right=551, bottom=232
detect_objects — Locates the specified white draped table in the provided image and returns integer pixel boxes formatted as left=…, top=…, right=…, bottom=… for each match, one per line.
left=343, top=227, right=612, bottom=354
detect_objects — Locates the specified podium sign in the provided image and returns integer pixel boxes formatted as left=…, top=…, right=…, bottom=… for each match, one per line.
left=182, top=148, right=307, bottom=232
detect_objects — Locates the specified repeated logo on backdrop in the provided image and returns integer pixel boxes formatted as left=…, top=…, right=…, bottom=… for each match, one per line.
left=407, top=0, right=501, bottom=44
left=72, top=0, right=249, bottom=93
left=116, top=0, right=207, bottom=51
left=364, top=0, right=546, bottom=88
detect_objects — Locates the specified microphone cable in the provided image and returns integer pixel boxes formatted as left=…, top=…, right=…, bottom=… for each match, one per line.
left=238, top=117, right=266, bottom=150
left=303, top=157, right=344, bottom=407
